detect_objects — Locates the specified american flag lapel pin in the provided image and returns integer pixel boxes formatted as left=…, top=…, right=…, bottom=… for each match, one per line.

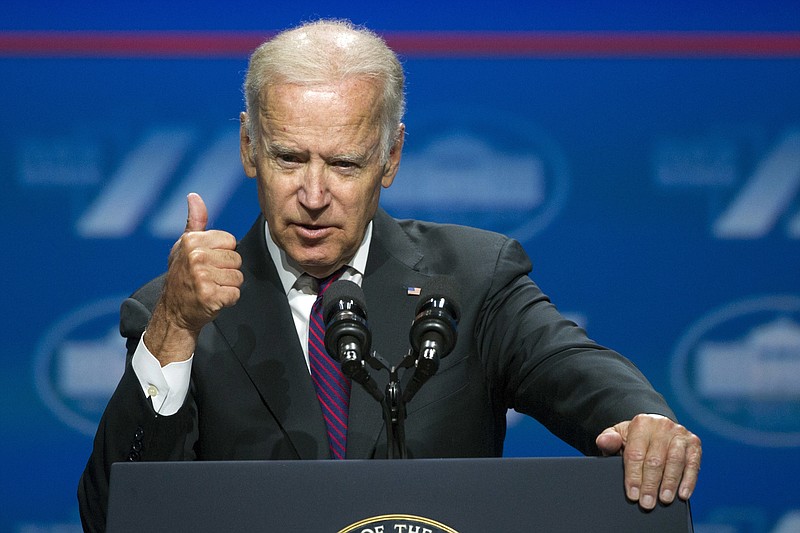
left=406, top=286, right=421, bottom=296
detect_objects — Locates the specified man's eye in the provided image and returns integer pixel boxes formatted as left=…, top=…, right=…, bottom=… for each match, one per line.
left=332, top=160, right=357, bottom=169
left=277, top=154, right=301, bottom=164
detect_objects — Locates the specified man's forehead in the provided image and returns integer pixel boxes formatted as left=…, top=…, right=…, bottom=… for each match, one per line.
left=258, top=78, right=381, bottom=112
left=256, top=81, right=382, bottom=134
left=273, top=84, right=339, bottom=105
left=254, top=84, right=384, bottom=157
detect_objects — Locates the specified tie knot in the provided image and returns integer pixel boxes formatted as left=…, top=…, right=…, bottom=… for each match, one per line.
left=314, top=266, right=347, bottom=297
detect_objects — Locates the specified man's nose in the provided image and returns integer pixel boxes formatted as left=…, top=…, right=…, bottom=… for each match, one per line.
left=298, top=163, right=331, bottom=210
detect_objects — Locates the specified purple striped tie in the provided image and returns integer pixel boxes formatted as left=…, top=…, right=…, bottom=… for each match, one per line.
left=308, top=268, right=351, bottom=459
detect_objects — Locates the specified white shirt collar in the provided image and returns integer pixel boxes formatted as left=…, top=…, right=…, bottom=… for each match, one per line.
left=264, top=219, right=372, bottom=295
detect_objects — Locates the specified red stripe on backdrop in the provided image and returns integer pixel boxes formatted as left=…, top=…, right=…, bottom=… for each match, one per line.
left=1, top=30, right=800, bottom=58
left=389, top=31, right=800, bottom=57
left=0, top=31, right=271, bottom=58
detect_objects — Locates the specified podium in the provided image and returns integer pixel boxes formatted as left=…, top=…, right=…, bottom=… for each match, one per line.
left=107, top=456, right=693, bottom=532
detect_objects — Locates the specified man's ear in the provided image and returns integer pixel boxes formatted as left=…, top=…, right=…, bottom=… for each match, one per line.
left=240, top=112, right=258, bottom=178
left=381, top=124, right=405, bottom=188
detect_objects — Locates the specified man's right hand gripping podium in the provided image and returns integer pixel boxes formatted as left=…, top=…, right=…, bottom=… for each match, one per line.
left=77, top=19, right=701, bottom=532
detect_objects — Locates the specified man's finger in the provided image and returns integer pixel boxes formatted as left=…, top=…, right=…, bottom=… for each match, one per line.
left=638, top=436, right=669, bottom=510
left=678, top=434, right=702, bottom=500
left=595, top=426, right=625, bottom=457
left=621, top=429, right=648, bottom=504
left=658, top=437, right=687, bottom=504
left=185, top=192, right=208, bottom=233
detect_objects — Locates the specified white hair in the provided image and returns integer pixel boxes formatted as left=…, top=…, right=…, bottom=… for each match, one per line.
left=243, top=19, right=406, bottom=161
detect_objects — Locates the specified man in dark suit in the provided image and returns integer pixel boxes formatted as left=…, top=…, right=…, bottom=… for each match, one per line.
left=78, top=19, right=701, bottom=532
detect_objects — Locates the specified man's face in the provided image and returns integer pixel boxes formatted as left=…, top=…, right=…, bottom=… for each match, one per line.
left=240, top=78, right=403, bottom=278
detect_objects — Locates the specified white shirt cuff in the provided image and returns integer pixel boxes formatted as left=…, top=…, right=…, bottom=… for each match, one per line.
left=131, top=334, right=193, bottom=416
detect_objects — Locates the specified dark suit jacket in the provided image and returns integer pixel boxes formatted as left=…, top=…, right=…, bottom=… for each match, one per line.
left=78, top=208, right=674, bottom=531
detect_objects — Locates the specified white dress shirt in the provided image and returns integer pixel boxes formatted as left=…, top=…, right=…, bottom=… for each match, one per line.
left=131, top=220, right=371, bottom=416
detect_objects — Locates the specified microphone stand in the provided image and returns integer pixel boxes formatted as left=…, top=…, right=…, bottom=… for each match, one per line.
left=358, top=350, right=418, bottom=459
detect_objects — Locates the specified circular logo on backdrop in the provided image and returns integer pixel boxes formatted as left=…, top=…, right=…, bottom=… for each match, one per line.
left=34, top=296, right=127, bottom=436
left=382, top=107, right=569, bottom=242
left=339, top=514, right=459, bottom=533
left=670, top=295, right=800, bottom=447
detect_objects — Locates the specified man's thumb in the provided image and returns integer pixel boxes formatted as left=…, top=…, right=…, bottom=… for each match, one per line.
left=185, top=192, right=208, bottom=233
left=595, top=426, right=624, bottom=457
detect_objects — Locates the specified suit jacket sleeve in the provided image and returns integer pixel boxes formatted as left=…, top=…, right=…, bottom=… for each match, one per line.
left=475, top=236, right=675, bottom=454
left=77, top=275, right=199, bottom=533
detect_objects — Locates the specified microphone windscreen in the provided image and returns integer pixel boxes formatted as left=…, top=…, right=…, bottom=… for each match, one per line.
left=417, top=276, right=461, bottom=318
left=323, top=279, right=367, bottom=322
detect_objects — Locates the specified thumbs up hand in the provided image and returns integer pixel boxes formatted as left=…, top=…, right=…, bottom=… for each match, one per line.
left=144, top=193, right=243, bottom=365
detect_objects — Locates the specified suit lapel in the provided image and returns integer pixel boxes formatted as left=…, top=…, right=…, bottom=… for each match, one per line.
left=346, top=209, right=431, bottom=459
left=212, top=217, right=330, bottom=459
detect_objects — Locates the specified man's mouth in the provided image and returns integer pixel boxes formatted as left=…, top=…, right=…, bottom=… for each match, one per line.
left=294, top=223, right=332, bottom=239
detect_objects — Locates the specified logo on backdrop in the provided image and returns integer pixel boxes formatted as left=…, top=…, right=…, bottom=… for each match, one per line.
left=338, top=514, right=459, bottom=533
left=654, top=126, right=800, bottom=239
left=34, top=297, right=127, bottom=436
left=382, top=108, right=569, bottom=241
left=18, top=126, right=244, bottom=239
left=670, top=295, right=800, bottom=447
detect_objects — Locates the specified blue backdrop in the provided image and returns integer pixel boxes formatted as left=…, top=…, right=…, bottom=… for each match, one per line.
left=2, top=1, right=799, bottom=531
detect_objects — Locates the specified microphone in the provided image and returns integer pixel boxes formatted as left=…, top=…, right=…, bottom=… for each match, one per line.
left=323, top=280, right=382, bottom=401
left=403, top=276, right=461, bottom=403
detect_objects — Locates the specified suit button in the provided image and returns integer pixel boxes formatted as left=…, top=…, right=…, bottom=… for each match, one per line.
left=134, top=427, right=145, bottom=440
left=127, top=450, right=141, bottom=462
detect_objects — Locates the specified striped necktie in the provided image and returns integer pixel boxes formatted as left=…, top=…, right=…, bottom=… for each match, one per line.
left=308, top=268, right=351, bottom=459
